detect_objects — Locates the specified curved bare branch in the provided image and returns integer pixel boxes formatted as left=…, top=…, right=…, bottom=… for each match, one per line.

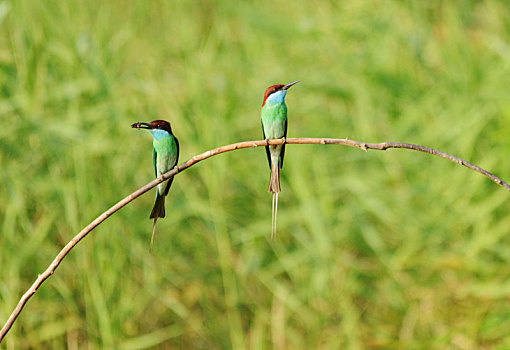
left=1, top=137, right=509, bottom=342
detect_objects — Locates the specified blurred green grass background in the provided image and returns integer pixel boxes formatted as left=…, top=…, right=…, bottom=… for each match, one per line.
left=1, top=0, right=510, bottom=348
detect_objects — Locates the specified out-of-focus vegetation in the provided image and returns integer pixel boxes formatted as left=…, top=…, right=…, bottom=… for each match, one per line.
left=1, top=0, right=510, bottom=348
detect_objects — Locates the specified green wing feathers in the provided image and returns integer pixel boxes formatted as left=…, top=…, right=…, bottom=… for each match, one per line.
left=150, top=134, right=179, bottom=219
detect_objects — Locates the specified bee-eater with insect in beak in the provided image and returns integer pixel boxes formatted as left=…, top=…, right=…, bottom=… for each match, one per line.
left=131, top=120, right=179, bottom=252
left=261, top=80, right=300, bottom=239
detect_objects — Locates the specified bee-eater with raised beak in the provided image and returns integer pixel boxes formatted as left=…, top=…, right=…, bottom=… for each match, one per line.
left=261, top=80, right=300, bottom=239
left=131, top=120, right=179, bottom=251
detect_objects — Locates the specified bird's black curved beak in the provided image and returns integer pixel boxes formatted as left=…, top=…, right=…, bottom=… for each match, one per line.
left=131, top=122, right=152, bottom=129
left=282, top=80, right=300, bottom=90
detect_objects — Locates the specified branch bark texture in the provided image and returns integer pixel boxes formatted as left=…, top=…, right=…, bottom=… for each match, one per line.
left=1, top=137, right=509, bottom=341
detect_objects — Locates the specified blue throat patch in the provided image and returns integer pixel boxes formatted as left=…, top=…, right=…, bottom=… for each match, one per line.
left=149, top=129, right=171, bottom=139
left=266, top=90, right=287, bottom=105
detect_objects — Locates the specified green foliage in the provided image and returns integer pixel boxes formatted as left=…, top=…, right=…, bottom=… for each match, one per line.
left=1, top=0, right=510, bottom=348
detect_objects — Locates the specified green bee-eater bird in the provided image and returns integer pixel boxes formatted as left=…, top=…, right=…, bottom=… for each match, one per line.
left=261, top=80, right=300, bottom=239
left=131, top=120, right=180, bottom=251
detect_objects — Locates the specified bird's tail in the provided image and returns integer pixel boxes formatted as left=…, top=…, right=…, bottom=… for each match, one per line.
left=149, top=193, right=166, bottom=252
left=271, top=192, right=278, bottom=240
left=267, top=160, right=281, bottom=193
left=150, top=193, right=166, bottom=219
left=150, top=218, right=157, bottom=253
left=268, top=158, right=281, bottom=240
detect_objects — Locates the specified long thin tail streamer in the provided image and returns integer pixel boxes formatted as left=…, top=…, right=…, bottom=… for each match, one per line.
left=271, top=192, right=278, bottom=240
left=150, top=218, right=158, bottom=252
